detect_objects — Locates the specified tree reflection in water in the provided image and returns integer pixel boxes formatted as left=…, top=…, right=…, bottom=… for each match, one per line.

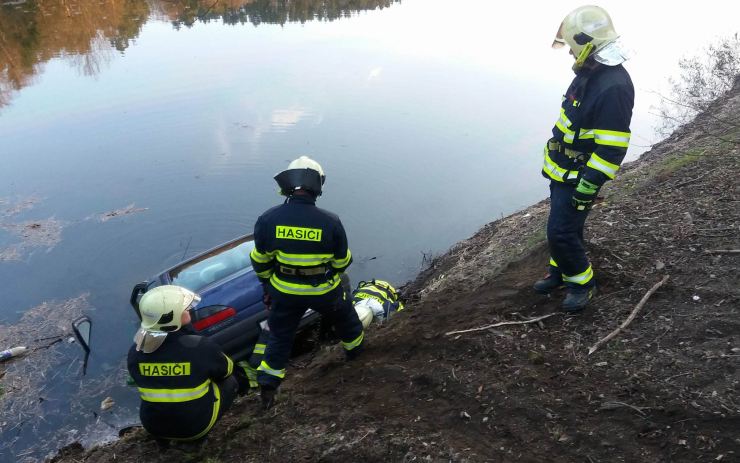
left=0, top=0, right=398, bottom=107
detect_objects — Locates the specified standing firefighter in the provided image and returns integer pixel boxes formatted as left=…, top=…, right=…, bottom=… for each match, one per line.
left=249, top=156, right=364, bottom=409
left=127, top=285, right=240, bottom=441
left=535, top=5, right=634, bottom=311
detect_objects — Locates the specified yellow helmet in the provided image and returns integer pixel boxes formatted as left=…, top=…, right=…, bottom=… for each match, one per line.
left=552, top=5, right=622, bottom=68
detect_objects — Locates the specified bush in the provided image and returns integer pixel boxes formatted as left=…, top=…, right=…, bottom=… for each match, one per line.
left=654, top=34, right=740, bottom=137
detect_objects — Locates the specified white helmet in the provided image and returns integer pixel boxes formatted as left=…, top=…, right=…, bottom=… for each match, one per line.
left=274, top=155, right=326, bottom=196
left=134, top=285, right=200, bottom=353
left=552, top=5, right=625, bottom=68
left=354, top=299, right=376, bottom=329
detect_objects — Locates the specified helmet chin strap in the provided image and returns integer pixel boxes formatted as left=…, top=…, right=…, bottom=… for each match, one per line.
left=573, top=42, right=594, bottom=71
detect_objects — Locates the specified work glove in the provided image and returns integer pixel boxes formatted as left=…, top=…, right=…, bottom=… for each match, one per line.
left=572, top=179, right=599, bottom=211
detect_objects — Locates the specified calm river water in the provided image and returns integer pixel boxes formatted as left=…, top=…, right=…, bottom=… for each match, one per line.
left=0, top=0, right=738, bottom=460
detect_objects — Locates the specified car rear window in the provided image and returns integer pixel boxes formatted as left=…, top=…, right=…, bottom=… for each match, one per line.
left=169, top=239, right=256, bottom=292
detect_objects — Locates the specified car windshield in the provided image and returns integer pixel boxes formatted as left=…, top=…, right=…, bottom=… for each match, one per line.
left=169, top=239, right=255, bottom=292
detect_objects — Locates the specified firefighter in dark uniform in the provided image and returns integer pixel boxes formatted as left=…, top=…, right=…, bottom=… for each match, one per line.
left=238, top=278, right=402, bottom=392
left=249, top=156, right=364, bottom=409
left=127, top=285, right=240, bottom=440
left=534, top=5, right=634, bottom=312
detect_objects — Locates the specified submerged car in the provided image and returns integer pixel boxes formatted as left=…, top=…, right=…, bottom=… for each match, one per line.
left=129, top=234, right=320, bottom=361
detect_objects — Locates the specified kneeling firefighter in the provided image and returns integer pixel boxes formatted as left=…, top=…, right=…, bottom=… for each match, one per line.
left=249, top=156, right=364, bottom=409
left=127, top=285, right=240, bottom=441
left=536, top=5, right=634, bottom=311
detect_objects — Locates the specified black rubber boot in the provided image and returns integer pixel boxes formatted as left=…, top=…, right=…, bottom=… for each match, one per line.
left=260, top=385, right=277, bottom=410
left=345, top=342, right=365, bottom=362
left=533, top=274, right=563, bottom=294
left=562, top=286, right=596, bottom=312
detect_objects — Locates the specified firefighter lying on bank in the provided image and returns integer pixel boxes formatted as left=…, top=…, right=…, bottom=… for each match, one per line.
left=237, top=279, right=404, bottom=390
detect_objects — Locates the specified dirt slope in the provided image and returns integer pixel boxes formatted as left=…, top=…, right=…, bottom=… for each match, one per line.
left=53, top=82, right=740, bottom=463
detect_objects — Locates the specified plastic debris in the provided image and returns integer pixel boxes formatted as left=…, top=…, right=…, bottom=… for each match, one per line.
left=100, top=397, right=115, bottom=411
left=0, top=346, right=27, bottom=362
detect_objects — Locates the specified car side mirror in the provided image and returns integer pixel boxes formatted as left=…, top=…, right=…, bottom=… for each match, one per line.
left=72, top=315, right=92, bottom=375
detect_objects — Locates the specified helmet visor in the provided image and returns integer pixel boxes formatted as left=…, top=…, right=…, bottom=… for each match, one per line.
left=593, top=38, right=630, bottom=65
left=134, top=328, right=168, bottom=353
left=552, top=22, right=566, bottom=49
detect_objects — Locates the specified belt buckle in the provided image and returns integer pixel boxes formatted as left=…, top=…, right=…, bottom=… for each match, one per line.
left=280, top=266, right=296, bottom=276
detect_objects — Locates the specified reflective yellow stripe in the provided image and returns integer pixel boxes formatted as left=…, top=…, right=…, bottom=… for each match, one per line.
left=543, top=148, right=568, bottom=182
left=373, top=280, right=398, bottom=295
left=331, top=249, right=352, bottom=268
left=554, top=109, right=576, bottom=143
left=179, top=382, right=220, bottom=441
left=555, top=123, right=576, bottom=143
left=138, top=379, right=211, bottom=403
left=367, top=285, right=390, bottom=300
left=543, top=144, right=580, bottom=183
left=563, top=265, right=594, bottom=285
left=250, top=247, right=275, bottom=264
left=238, top=361, right=259, bottom=387
left=558, top=108, right=572, bottom=127
left=269, top=273, right=341, bottom=295
left=357, top=284, right=396, bottom=302
left=257, top=360, right=285, bottom=378
left=253, top=343, right=266, bottom=355
left=224, top=355, right=233, bottom=377
left=549, top=258, right=558, bottom=267
left=256, top=269, right=273, bottom=279
left=587, top=153, right=620, bottom=179
left=341, top=331, right=364, bottom=351
left=579, top=128, right=595, bottom=139
left=594, top=129, right=630, bottom=147
left=276, top=251, right=333, bottom=266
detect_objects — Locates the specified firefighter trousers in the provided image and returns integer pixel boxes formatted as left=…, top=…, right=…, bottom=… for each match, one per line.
left=546, top=181, right=595, bottom=289
left=257, top=285, right=364, bottom=389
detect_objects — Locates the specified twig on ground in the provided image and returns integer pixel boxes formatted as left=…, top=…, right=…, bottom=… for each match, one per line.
left=445, top=313, right=559, bottom=336
left=665, top=372, right=692, bottom=382
left=588, top=275, right=670, bottom=355
left=599, top=401, right=651, bottom=416
left=704, top=249, right=740, bottom=254
left=604, top=248, right=626, bottom=262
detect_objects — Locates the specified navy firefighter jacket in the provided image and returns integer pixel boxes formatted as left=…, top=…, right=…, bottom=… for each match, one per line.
left=542, top=63, right=635, bottom=187
left=127, top=330, right=234, bottom=440
left=249, top=194, right=352, bottom=296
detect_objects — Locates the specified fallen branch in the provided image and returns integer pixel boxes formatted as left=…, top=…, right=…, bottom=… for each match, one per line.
left=599, top=401, right=651, bottom=416
left=704, top=249, right=740, bottom=254
left=445, top=313, right=559, bottom=336
left=588, top=275, right=670, bottom=356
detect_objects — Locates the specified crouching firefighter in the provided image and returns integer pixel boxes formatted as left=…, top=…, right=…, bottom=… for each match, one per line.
left=239, top=278, right=403, bottom=387
left=249, top=156, right=365, bottom=409
left=127, top=285, right=241, bottom=441
left=352, top=279, right=404, bottom=328
left=535, top=5, right=634, bottom=311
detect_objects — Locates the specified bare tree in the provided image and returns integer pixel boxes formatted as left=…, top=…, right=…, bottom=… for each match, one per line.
left=654, top=33, right=740, bottom=139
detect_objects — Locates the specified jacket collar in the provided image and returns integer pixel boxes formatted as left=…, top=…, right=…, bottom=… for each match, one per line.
left=287, top=194, right=316, bottom=205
